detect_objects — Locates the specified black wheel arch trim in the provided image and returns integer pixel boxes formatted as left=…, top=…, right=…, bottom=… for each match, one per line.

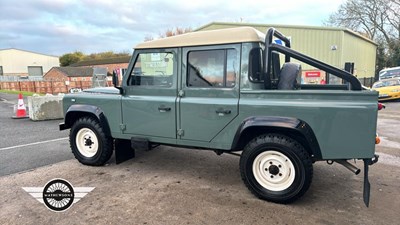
left=231, top=116, right=322, bottom=159
left=59, top=104, right=112, bottom=136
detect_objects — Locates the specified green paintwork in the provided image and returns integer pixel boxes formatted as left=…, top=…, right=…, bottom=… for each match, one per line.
left=216, top=90, right=377, bottom=159
left=180, top=44, right=241, bottom=142
left=62, top=35, right=378, bottom=161
left=121, top=48, right=178, bottom=139
left=62, top=92, right=122, bottom=138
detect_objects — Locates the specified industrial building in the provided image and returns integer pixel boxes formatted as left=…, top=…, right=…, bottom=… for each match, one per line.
left=0, top=48, right=59, bottom=78
left=196, top=22, right=377, bottom=84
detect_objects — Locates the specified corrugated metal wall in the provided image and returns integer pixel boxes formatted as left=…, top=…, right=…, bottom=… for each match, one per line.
left=197, top=23, right=376, bottom=78
left=0, top=49, right=59, bottom=76
left=342, top=32, right=376, bottom=78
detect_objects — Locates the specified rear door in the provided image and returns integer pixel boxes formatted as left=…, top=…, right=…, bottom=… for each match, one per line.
left=179, top=44, right=240, bottom=142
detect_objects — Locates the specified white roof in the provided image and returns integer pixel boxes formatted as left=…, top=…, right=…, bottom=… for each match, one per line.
left=135, top=27, right=265, bottom=49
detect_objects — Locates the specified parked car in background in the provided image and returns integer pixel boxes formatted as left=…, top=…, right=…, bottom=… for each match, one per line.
left=378, top=66, right=400, bottom=80
left=372, top=77, right=400, bottom=101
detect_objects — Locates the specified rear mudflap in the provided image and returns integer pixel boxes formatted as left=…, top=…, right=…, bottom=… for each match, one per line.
left=363, top=154, right=379, bottom=207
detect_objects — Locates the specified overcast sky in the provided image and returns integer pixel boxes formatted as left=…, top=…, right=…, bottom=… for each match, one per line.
left=0, top=0, right=345, bottom=56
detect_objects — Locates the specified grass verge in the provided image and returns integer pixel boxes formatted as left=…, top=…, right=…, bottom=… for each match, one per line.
left=0, top=90, right=42, bottom=96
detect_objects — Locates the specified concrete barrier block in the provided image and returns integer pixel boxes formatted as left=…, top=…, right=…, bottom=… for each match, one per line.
left=28, top=95, right=64, bottom=121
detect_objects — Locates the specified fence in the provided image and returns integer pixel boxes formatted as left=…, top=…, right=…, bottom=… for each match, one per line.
left=0, top=80, right=112, bottom=94
left=358, top=77, right=376, bottom=88
left=0, top=76, right=44, bottom=82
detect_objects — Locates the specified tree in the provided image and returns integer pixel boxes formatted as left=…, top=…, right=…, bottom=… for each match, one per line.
left=375, top=41, right=387, bottom=79
left=144, top=35, right=154, bottom=42
left=60, top=51, right=84, bottom=66
left=83, top=51, right=130, bottom=60
left=59, top=51, right=130, bottom=66
left=326, top=0, right=400, bottom=72
left=159, top=27, right=192, bottom=38
left=144, top=27, right=192, bottom=41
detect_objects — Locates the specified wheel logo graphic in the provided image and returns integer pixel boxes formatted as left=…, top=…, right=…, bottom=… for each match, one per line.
left=23, top=179, right=94, bottom=212
left=42, top=179, right=75, bottom=212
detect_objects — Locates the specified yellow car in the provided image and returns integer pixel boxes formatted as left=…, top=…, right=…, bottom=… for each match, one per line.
left=372, top=78, right=400, bottom=101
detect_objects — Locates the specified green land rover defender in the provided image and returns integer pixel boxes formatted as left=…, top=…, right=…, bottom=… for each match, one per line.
left=60, top=27, right=380, bottom=206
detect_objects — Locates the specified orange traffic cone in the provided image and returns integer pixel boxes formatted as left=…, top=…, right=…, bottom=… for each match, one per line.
left=12, top=93, right=28, bottom=119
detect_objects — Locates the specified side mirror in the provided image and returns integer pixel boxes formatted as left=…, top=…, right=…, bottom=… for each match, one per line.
left=112, top=70, right=123, bottom=94
left=112, top=70, right=119, bottom=87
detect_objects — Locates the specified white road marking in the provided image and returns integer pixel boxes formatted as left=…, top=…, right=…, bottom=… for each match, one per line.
left=0, top=137, right=69, bottom=151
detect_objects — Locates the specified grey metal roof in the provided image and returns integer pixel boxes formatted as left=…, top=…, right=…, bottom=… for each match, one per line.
left=0, top=48, right=59, bottom=58
left=56, top=67, right=94, bottom=77
left=70, top=56, right=131, bottom=67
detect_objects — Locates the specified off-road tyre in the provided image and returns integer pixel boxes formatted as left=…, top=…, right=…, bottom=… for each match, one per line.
left=70, top=117, right=113, bottom=166
left=240, top=133, right=313, bottom=203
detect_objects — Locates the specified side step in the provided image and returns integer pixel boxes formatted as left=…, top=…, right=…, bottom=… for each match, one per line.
left=114, top=138, right=159, bottom=164
left=131, top=137, right=151, bottom=151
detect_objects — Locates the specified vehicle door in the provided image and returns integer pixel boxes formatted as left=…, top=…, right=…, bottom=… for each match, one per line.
left=121, top=49, right=178, bottom=139
left=179, top=44, right=240, bottom=142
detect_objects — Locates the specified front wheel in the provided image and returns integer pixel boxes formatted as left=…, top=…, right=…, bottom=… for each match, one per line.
left=240, top=134, right=313, bottom=203
left=70, top=117, right=113, bottom=166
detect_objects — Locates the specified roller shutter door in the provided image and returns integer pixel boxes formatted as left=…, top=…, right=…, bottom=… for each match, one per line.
left=28, top=66, right=43, bottom=76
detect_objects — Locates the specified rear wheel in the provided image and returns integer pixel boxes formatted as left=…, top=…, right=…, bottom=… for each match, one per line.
left=240, top=133, right=313, bottom=203
left=70, top=117, right=113, bottom=166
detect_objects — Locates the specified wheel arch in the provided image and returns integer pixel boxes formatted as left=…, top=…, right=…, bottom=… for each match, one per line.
left=231, top=116, right=322, bottom=160
left=62, top=104, right=112, bottom=137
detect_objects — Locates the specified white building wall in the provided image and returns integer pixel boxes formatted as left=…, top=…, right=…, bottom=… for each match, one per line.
left=0, top=48, right=59, bottom=76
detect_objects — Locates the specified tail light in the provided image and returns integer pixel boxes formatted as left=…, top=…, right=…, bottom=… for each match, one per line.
left=378, top=103, right=385, bottom=110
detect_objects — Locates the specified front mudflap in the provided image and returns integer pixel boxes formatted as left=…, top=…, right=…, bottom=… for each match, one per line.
left=363, top=155, right=379, bottom=207
left=115, top=139, right=135, bottom=164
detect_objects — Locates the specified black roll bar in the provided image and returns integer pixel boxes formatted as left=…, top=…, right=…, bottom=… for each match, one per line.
left=263, top=28, right=362, bottom=91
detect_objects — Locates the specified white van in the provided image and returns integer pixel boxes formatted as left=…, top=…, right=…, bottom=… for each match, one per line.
left=379, top=66, right=400, bottom=80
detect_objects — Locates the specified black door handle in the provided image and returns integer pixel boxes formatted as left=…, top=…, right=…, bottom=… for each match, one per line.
left=215, top=109, right=231, bottom=115
left=158, top=106, right=171, bottom=112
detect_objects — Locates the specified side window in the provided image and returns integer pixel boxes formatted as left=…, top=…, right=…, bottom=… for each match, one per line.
left=249, top=48, right=283, bottom=83
left=388, top=68, right=400, bottom=78
left=248, top=48, right=263, bottom=82
left=128, top=52, right=174, bottom=87
left=187, top=49, right=237, bottom=88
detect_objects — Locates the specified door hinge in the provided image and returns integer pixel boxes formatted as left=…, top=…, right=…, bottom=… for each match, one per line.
left=177, top=129, right=184, bottom=137
left=120, top=124, right=126, bottom=131
left=178, top=90, right=185, bottom=97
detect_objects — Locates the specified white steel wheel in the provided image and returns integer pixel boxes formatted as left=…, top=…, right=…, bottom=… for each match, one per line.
left=70, top=117, right=113, bottom=166
left=75, top=128, right=99, bottom=158
left=240, top=133, right=313, bottom=204
left=252, top=150, right=295, bottom=191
